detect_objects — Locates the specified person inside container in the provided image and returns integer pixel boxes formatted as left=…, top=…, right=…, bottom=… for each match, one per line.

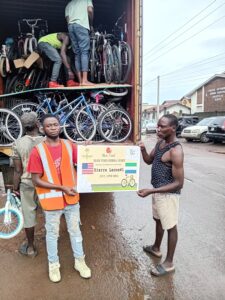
left=65, top=0, right=94, bottom=85
left=137, top=114, right=184, bottom=277
left=27, top=114, right=91, bottom=283
left=38, top=32, right=79, bottom=88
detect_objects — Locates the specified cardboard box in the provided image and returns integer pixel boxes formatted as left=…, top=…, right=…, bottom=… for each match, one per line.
left=13, top=52, right=40, bottom=69
left=24, top=52, right=40, bottom=69
left=14, top=58, right=25, bottom=68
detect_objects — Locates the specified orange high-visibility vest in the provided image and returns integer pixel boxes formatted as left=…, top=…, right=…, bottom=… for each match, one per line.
left=35, top=139, right=79, bottom=211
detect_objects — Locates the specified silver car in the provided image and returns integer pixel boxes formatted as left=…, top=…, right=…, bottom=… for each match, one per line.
left=181, top=117, right=217, bottom=143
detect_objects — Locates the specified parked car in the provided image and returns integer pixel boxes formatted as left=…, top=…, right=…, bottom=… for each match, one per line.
left=146, top=121, right=157, bottom=134
left=176, top=116, right=199, bottom=136
left=206, top=116, right=225, bottom=143
left=181, top=117, right=217, bottom=143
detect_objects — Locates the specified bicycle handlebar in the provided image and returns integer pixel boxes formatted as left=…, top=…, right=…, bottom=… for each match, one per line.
left=22, top=19, right=43, bottom=27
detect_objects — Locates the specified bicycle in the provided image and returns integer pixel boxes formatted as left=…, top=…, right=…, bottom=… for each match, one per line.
left=121, top=175, right=136, bottom=187
left=12, top=92, right=97, bottom=141
left=113, top=13, right=132, bottom=83
left=0, top=189, right=24, bottom=239
left=18, top=19, right=43, bottom=56
left=0, top=108, right=23, bottom=146
left=89, top=31, right=103, bottom=83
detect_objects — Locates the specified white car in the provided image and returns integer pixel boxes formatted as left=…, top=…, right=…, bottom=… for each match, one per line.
left=146, top=121, right=157, bottom=134
left=181, top=117, right=217, bottom=143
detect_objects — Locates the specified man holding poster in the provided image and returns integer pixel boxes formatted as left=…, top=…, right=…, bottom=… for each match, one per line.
left=138, top=114, right=184, bottom=277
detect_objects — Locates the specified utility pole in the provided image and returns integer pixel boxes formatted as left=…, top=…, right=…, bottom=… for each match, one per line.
left=157, top=75, right=160, bottom=121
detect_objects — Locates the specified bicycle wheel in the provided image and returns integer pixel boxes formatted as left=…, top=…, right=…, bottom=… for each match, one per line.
left=5, top=75, right=18, bottom=94
left=119, top=42, right=132, bottom=84
left=17, top=39, right=24, bottom=57
left=75, top=107, right=97, bottom=141
left=23, top=37, right=30, bottom=56
left=79, top=103, right=107, bottom=142
left=130, top=179, right=135, bottom=187
left=0, top=57, right=7, bottom=77
left=0, top=108, right=23, bottom=146
left=63, top=111, right=84, bottom=142
left=0, top=207, right=24, bottom=239
left=29, top=37, right=37, bottom=53
left=98, top=108, right=132, bottom=143
left=121, top=179, right=127, bottom=187
left=12, top=102, right=46, bottom=121
left=90, top=39, right=97, bottom=82
left=112, top=45, right=121, bottom=84
left=104, top=88, right=128, bottom=97
left=103, top=44, right=114, bottom=84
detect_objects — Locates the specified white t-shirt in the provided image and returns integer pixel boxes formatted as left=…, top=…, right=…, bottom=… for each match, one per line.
left=65, top=0, right=93, bottom=30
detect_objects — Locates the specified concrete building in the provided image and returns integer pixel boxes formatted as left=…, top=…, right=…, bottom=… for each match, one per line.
left=186, top=74, right=225, bottom=114
left=143, top=100, right=191, bottom=121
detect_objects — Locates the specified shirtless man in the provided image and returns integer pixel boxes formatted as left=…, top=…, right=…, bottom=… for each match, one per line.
left=138, top=114, right=184, bottom=277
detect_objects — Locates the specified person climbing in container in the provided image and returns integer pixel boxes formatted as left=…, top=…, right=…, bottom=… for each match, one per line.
left=38, top=32, right=79, bottom=88
left=65, top=0, right=94, bottom=85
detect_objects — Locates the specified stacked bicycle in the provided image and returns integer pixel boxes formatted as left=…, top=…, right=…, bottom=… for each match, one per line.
left=10, top=88, right=132, bottom=143
left=89, top=13, right=132, bottom=84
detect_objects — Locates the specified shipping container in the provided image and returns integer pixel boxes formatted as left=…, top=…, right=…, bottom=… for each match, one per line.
left=0, top=0, right=143, bottom=158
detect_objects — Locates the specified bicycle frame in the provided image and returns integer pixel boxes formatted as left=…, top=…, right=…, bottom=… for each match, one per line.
left=36, top=93, right=95, bottom=126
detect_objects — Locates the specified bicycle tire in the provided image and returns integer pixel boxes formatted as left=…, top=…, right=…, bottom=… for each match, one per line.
left=103, top=88, right=128, bottom=97
left=79, top=103, right=107, bottom=142
left=130, top=179, right=135, bottom=187
left=5, top=75, right=18, bottom=94
left=119, top=42, right=132, bottom=84
left=0, top=57, right=7, bottom=77
left=0, top=207, right=24, bottom=239
left=33, top=69, right=44, bottom=89
left=112, top=45, right=121, bottom=84
left=24, top=37, right=29, bottom=56
left=0, top=108, right=23, bottom=146
left=121, top=179, right=127, bottom=187
left=17, top=39, right=25, bottom=57
left=12, top=102, right=46, bottom=121
left=98, top=108, right=132, bottom=143
left=103, top=44, right=114, bottom=84
left=29, top=37, right=37, bottom=53
left=75, top=107, right=97, bottom=141
left=63, top=111, right=84, bottom=143
left=90, top=39, right=96, bottom=82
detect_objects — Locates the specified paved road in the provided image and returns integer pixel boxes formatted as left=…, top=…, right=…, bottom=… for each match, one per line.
left=0, top=136, right=225, bottom=300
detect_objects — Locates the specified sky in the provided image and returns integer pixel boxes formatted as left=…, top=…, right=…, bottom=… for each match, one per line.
left=142, top=0, right=225, bottom=104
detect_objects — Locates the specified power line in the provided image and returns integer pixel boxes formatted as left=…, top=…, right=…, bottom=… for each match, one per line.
left=144, top=1, right=225, bottom=59
left=160, top=51, right=225, bottom=77
left=145, top=14, right=225, bottom=65
left=144, top=0, right=217, bottom=57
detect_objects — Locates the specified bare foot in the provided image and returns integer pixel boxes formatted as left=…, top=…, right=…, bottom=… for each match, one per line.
left=81, top=81, right=95, bottom=86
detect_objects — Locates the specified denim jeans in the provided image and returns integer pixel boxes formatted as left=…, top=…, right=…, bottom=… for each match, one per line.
left=68, top=23, right=90, bottom=72
left=44, top=203, right=84, bottom=263
left=38, top=42, right=62, bottom=81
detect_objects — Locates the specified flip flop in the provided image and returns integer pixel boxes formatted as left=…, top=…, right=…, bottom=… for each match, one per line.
left=143, top=245, right=162, bottom=258
left=151, top=264, right=175, bottom=277
left=19, top=242, right=38, bottom=258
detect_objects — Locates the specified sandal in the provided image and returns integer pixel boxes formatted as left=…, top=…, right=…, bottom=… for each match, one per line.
left=151, top=264, right=175, bottom=277
left=143, top=245, right=162, bottom=258
left=19, top=242, right=38, bottom=258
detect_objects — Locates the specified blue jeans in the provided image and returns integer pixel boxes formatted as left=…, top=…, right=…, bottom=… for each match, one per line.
left=68, top=23, right=90, bottom=72
left=44, top=203, right=84, bottom=263
left=38, top=42, right=62, bottom=81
